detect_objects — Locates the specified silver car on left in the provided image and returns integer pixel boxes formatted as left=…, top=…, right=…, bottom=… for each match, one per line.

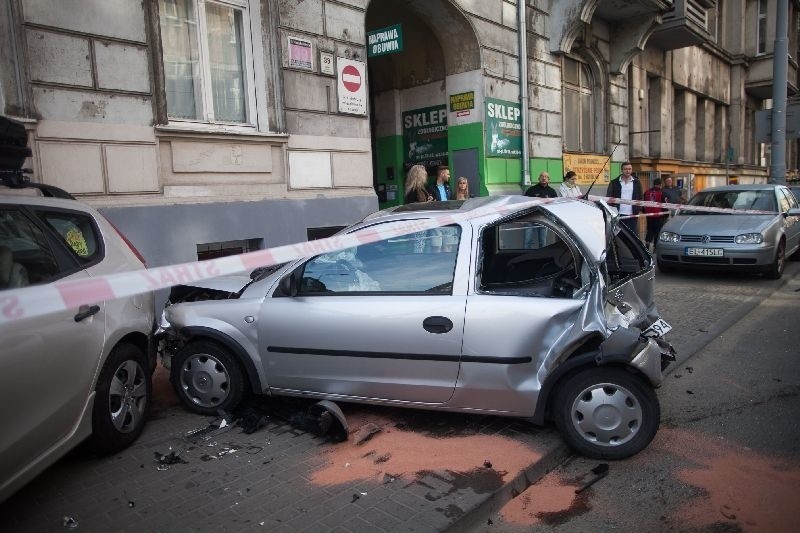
left=0, top=185, right=155, bottom=502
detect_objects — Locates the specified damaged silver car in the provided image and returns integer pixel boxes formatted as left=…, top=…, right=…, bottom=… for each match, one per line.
left=158, top=196, right=675, bottom=459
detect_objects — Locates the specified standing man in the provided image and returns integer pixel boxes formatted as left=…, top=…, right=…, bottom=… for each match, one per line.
left=661, top=176, right=681, bottom=208
left=606, top=162, right=643, bottom=235
left=428, top=166, right=451, bottom=201
left=642, top=178, right=667, bottom=252
left=524, top=171, right=558, bottom=198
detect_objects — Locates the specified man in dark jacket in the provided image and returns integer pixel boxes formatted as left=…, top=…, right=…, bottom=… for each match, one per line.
left=427, top=166, right=451, bottom=201
left=524, top=171, right=557, bottom=198
left=606, top=162, right=643, bottom=235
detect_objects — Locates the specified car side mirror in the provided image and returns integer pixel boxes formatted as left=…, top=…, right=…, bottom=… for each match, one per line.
left=786, top=207, right=800, bottom=217
left=278, top=271, right=298, bottom=297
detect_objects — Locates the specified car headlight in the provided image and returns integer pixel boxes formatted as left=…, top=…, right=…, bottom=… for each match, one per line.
left=734, top=233, right=763, bottom=244
left=659, top=231, right=680, bottom=243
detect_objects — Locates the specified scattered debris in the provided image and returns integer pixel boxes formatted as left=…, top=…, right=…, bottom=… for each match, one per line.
left=308, top=400, right=348, bottom=442
left=674, top=374, right=682, bottom=379
left=686, top=366, right=694, bottom=373
left=238, top=407, right=269, bottom=435
left=156, top=464, right=170, bottom=471
left=374, top=453, right=391, bottom=464
left=127, top=501, right=135, bottom=508
left=62, top=516, right=78, bottom=529
left=351, top=493, right=361, bottom=503
left=483, top=460, right=493, bottom=469
left=487, top=518, right=494, bottom=525
left=686, top=390, right=694, bottom=395
left=353, top=422, right=382, bottom=445
left=154, top=450, right=188, bottom=465
left=575, top=463, right=609, bottom=494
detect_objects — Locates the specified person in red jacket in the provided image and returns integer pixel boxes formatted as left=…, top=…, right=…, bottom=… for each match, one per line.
left=642, top=178, right=667, bottom=252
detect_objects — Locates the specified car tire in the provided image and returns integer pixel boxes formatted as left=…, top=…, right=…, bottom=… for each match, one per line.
left=87, top=343, right=151, bottom=455
left=171, top=341, right=246, bottom=416
left=554, top=367, right=660, bottom=460
left=763, top=240, right=785, bottom=279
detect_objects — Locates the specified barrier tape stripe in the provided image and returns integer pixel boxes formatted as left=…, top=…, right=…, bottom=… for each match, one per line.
left=0, top=197, right=551, bottom=325
left=0, top=195, right=780, bottom=325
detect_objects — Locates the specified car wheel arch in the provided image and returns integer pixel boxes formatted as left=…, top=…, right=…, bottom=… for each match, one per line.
left=530, top=344, right=653, bottom=426
left=178, top=326, right=263, bottom=395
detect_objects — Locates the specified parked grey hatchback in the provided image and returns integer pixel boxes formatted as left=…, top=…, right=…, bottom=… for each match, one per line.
left=657, top=184, right=800, bottom=278
left=159, top=196, right=675, bottom=459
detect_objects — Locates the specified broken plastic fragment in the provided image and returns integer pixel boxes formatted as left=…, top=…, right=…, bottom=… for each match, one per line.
left=62, top=516, right=78, bottom=529
left=127, top=501, right=135, bottom=508
left=154, top=450, right=188, bottom=465
left=156, top=464, right=169, bottom=471
left=483, top=460, right=493, bottom=469
left=352, top=422, right=381, bottom=445
left=308, top=400, right=348, bottom=442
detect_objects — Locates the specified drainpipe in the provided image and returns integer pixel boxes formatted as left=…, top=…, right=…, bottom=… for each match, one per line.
left=518, top=0, right=530, bottom=186
left=770, top=0, right=788, bottom=184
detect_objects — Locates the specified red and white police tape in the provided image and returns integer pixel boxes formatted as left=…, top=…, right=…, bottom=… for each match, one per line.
left=0, top=195, right=779, bottom=325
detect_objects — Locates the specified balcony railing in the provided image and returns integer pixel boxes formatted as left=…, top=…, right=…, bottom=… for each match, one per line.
left=649, top=0, right=715, bottom=50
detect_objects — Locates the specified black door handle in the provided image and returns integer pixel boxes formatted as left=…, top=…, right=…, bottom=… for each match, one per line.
left=423, top=316, right=453, bottom=334
left=74, top=304, right=100, bottom=322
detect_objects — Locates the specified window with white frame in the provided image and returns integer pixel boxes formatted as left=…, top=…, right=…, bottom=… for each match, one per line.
left=159, top=0, right=257, bottom=125
left=562, top=56, right=594, bottom=152
left=757, top=0, right=768, bottom=55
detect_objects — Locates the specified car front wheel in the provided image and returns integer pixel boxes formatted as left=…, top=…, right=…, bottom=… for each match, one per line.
left=87, top=343, right=151, bottom=455
left=171, top=341, right=245, bottom=415
left=554, top=367, right=660, bottom=460
left=763, top=240, right=785, bottom=279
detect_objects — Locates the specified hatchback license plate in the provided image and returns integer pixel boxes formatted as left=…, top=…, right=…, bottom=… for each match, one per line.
left=642, top=318, right=672, bottom=338
left=685, top=247, right=723, bottom=256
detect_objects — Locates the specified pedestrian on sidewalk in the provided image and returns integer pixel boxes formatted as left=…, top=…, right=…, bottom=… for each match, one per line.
left=606, top=162, right=643, bottom=235
left=427, top=165, right=451, bottom=201
left=642, top=178, right=667, bottom=252
left=454, top=176, right=472, bottom=200
left=525, top=171, right=557, bottom=198
left=558, top=171, right=582, bottom=198
left=662, top=176, right=681, bottom=206
left=404, top=164, right=433, bottom=204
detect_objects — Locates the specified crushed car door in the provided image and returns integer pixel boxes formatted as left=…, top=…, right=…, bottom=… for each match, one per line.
left=456, top=214, right=594, bottom=413
left=260, top=224, right=469, bottom=404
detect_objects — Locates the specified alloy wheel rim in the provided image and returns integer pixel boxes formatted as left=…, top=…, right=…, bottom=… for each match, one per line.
left=109, top=360, right=147, bottom=433
left=570, top=382, right=642, bottom=447
left=180, top=354, right=230, bottom=408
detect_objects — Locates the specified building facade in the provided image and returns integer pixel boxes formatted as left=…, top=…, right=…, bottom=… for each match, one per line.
left=1, top=0, right=795, bottom=268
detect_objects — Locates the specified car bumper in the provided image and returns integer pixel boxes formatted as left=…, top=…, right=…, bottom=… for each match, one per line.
left=656, top=242, right=776, bottom=268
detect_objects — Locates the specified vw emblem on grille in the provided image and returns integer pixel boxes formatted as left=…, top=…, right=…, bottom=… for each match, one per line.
left=702, top=235, right=711, bottom=243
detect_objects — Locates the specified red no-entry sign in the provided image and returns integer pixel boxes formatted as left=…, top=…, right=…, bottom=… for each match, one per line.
left=342, top=65, right=361, bottom=92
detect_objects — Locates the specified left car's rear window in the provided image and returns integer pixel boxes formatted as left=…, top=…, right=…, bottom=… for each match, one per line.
left=38, top=211, right=101, bottom=264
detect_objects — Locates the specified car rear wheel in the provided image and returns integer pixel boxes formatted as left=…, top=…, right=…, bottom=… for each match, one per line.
left=87, top=343, right=151, bottom=455
left=763, top=240, right=785, bottom=279
left=171, top=341, right=245, bottom=415
left=554, top=367, right=660, bottom=460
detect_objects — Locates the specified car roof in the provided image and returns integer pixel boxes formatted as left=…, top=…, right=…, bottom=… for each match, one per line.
left=360, top=195, right=608, bottom=261
left=0, top=189, right=99, bottom=214
left=697, top=184, right=785, bottom=192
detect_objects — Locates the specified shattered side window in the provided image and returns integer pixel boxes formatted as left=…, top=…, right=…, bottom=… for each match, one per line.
left=479, top=219, right=584, bottom=298
left=299, top=225, right=461, bottom=294
left=605, top=224, right=648, bottom=284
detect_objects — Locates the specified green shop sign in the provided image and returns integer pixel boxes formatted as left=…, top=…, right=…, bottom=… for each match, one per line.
left=367, top=24, right=403, bottom=57
left=403, top=104, right=448, bottom=167
left=485, top=98, right=522, bottom=157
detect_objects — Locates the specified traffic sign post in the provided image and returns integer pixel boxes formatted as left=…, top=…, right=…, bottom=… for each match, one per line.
left=336, top=58, right=367, bottom=115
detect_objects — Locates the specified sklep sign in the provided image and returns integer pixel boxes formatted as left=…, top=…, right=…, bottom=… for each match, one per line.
left=485, top=98, right=522, bottom=157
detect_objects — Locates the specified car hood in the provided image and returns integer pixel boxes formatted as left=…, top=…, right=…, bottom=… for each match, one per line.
left=663, top=214, right=776, bottom=234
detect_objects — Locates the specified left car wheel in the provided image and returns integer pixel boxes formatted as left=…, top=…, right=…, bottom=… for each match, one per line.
left=171, top=341, right=246, bottom=415
left=554, top=367, right=660, bottom=460
left=87, top=343, right=151, bottom=455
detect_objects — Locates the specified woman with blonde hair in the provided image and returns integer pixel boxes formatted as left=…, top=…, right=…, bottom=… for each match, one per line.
left=404, top=164, right=433, bottom=204
left=454, top=176, right=471, bottom=200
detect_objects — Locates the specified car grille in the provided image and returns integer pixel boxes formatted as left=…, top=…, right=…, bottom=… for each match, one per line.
left=680, top=235, right=735, bottom=243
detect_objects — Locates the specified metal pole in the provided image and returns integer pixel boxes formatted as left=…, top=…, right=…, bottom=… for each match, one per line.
left=518, top=0, right=530, bottom=186
left=770, top=0, right=788, bottom=184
